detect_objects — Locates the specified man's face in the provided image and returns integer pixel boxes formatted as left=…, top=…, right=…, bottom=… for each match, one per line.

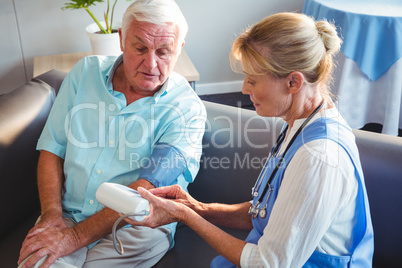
left=119, top=20, right=182, bottom=95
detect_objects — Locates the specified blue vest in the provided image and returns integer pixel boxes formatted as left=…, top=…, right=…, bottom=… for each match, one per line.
left=211, top=117, right=374, bottom=267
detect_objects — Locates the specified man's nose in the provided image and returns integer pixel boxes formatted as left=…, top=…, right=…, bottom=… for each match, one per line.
left=143, top=52, right=157, bottom=70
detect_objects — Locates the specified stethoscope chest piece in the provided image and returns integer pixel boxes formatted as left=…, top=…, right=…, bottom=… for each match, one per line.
left=259, top=208, right=267, bottom=218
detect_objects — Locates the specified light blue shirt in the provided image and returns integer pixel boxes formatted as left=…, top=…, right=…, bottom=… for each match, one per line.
left=37, top=55, right=206, bottom=244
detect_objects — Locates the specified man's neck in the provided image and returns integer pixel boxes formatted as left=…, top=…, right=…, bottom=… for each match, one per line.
left=112, top=64, right=160, bottom=105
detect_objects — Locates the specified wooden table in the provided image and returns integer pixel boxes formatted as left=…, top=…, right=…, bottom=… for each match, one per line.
left=33, top=50, right=199, bottom=89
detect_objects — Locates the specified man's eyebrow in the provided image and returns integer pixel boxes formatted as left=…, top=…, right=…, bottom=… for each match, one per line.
left=134, top=35, right=173, bottom=48
left=135, top=35, right=145, bottom=44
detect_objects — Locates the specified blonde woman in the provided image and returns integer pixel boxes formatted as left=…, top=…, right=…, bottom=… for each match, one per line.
left=126, top=12, right=374, bottom=268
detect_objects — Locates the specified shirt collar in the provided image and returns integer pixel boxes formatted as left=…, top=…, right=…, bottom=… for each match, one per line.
left=106, top=53, right=123, bottom=87
left=152, top=76, right=170, bottom=103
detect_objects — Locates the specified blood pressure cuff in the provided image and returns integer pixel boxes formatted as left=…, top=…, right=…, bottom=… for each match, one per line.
left=138, top=143, right=188, bottom=188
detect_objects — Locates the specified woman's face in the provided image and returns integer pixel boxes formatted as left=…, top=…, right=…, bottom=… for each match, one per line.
left=242, top=72, right=291, bottom=118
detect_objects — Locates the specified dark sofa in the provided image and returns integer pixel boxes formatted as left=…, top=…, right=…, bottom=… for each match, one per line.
left=1, top=70, right=401, bottom=267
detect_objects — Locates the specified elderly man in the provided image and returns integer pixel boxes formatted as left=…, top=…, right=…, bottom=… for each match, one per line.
left=17, top=0, right=206, bottom=267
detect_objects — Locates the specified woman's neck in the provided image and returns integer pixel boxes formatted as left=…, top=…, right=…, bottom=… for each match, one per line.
left=284, top=94, right=324, bottom=130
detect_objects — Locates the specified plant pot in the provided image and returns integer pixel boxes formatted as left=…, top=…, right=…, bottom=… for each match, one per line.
left=86, top=21, right=122, bottom=56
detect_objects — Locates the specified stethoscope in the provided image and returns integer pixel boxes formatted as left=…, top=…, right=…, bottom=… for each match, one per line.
left=249, top=100, right=325, bottom=219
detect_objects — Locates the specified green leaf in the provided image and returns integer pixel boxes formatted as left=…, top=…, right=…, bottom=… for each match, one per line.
left=62, top=0, right=133, bottom=33
left=62, top=0, right=104, bottom=10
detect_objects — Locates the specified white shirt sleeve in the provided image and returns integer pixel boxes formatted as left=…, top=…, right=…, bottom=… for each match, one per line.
left=240, top=138, right=358, bottom=268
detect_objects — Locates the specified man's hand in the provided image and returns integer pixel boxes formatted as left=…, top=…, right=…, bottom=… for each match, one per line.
left=25, top=208, right=66, bottom=238
left=17, top=209, right=77, bottom=268
left=18, top=225, right=81, bottom=268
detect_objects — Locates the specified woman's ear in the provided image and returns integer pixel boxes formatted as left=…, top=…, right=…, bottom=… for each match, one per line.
left=286, top=72, right=304, bottom=94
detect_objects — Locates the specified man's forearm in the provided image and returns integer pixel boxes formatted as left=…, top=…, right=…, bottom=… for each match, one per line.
left=38, top=150, right=155, bottom=249
left=37, top=150, right=65, bottom=215
left=72, top=179, right=155, bottom=248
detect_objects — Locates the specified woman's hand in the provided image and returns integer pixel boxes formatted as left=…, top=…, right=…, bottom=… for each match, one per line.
left=149, top=185, right=204, bottom=213
left=129, top=187, right=246, bottom=268
left=124, top=186, right=194, bottom=228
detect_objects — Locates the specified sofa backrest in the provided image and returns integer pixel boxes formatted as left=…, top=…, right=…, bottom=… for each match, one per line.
left=353, top=129, right=402, bottom=267
left=190, top=101, right=284, bottom=204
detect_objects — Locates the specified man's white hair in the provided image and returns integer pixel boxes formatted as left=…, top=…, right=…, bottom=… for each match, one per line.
left=121, top=0, right=188, bottom=48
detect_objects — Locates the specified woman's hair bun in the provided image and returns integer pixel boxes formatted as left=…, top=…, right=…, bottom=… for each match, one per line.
left=315, top=20, right=342, bottom=54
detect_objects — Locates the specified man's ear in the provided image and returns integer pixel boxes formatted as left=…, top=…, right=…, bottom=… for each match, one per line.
left=119, top=28, right=124, bottom=52
left=287, top=72, right=304, bottom=94
left=178, top=41, right=185, bottom=55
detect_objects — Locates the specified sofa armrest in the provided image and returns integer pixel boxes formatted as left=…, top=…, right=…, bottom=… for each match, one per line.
left=0, top=78, right=56, bottom=238
left=35, top=69, right=67, bottom=94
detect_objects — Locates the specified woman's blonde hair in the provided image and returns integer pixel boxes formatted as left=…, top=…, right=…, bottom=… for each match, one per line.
left=231, top=12, right=342, bottom=96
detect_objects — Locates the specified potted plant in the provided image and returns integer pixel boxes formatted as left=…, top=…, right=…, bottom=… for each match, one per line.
left=63, top=0, right=133, bottom=55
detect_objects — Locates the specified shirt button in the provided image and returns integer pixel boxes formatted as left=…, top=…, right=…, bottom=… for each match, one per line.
left=109, top=140, right=114, bottom=145
left=90, top=200, right=94, bottom=205
left=97, top=169, right=102, bottom=174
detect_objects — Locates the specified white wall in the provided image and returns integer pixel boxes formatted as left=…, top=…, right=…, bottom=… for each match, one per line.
left=176, top=0, right=304, bottom=94
left=0, top=0, right=27, bottom=94
left=0, top=0, right=304, bottom=95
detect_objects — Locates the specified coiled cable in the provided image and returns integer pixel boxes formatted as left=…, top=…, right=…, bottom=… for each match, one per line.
left=112, top=211, right=150, bottom=255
